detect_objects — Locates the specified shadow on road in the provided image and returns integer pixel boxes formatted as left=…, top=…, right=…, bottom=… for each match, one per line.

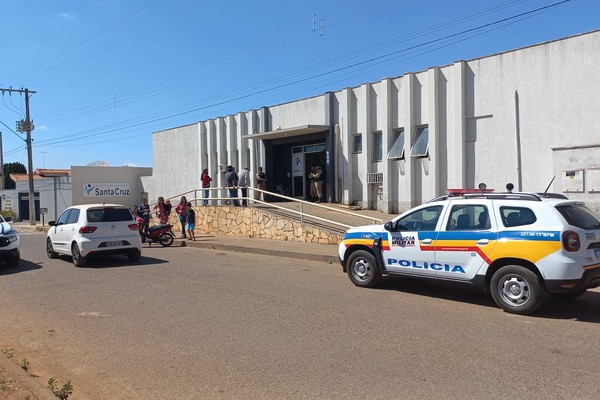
left=0, top=259, right=43, bottom=275
left=375, top=276, right=600, bottom=323
left=53, top=255, right=169, bottom=268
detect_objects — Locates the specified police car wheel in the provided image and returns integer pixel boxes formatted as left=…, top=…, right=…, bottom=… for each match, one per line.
left=347, top=250, right=381, bottom=288
left=490, top=265, right=547, bottom=315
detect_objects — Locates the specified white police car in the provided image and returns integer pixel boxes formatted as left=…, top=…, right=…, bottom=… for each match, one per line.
left=338, top=188, right=600, bottom=315
left=0, top=214, right=20, bottom=268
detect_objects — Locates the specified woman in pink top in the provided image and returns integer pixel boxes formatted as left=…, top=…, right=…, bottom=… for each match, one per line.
left=175, top=196, right=188, bottom=238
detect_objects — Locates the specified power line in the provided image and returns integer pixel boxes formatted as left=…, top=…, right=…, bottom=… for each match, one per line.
left=33, top=0, right=572, bottom=150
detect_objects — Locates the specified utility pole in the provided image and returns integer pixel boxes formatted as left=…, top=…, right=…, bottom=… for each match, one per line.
left=1, top=87, right=37, bottom=225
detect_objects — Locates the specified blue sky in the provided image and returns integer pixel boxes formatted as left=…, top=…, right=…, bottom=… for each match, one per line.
left=0, top=0, right=598, bottom=170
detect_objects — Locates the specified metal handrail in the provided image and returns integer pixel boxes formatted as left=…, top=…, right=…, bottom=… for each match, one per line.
left=152, top=186, right=383, bottom=227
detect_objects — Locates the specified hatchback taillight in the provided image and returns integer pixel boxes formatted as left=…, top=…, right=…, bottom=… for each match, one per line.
left=79, top=226, right=97, bottom=234
left=562, top=231, right=580, bottom=252
left=128, top=223, right=139, bottom=231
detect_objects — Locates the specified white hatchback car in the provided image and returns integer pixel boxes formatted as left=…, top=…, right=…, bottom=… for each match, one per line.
left=46, top=204, right=142, bottom=267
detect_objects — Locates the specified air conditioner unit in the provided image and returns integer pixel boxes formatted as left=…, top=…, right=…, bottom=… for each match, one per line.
left=367, top=172, right=383, bottom=184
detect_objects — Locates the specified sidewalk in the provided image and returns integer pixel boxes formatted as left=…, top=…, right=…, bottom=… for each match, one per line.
left=13, top=222, right=340, bottom=263
left=177, top=235, right=339, bottom=263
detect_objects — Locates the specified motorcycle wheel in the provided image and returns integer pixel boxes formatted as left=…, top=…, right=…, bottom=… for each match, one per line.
left=158, top=232, right=174, bottom=247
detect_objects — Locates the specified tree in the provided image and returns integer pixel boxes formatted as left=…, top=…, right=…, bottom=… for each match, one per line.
left=2, top=162, right=27, bottom=189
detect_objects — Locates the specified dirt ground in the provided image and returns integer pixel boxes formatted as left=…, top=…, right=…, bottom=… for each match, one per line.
left=0, top=350, right=57, bottom=400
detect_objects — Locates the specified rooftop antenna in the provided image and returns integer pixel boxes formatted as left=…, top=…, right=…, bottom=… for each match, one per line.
left=544, top=176, right=556, bottom=194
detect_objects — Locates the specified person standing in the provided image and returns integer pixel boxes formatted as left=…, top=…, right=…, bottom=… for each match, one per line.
left=238, top=167, right=251, bottom=206
left=201, top=169, right=212, bottom=206
left=164, top=199, right=172, bottom=222
left=308, top=165, right=317, bottom=201
left=138, top=198, right=150, bottom=233
left=154, top=196, right=168, bottom=224
left=256, top=166, right=267, bottom=202
left=312, top=165, right=324, bottom=203
left=225, top=166, right=240, bottom=207
left=185, top=202, right=196, bottom=241
left=175, top=196, right=188, bottom=238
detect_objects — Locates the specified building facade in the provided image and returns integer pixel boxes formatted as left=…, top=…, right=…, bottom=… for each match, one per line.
left=146, top=30, right=600, bottom=214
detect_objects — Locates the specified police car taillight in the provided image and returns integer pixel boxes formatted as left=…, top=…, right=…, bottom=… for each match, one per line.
left=128, top=224, right=139, bottom=231
left=562, top=231, right=580, bottom=252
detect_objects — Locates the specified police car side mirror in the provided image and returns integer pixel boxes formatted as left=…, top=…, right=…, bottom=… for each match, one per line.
left=48, top=221, right=56, bottom=227
left=4, top=216, right=12, bottom=223
left=384, top=221, right=394, bottom=231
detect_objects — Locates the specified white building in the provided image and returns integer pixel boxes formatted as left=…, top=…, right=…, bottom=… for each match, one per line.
left=146, top=30, right=600, bottom=214
left=1, top=166, right=152, bottom=222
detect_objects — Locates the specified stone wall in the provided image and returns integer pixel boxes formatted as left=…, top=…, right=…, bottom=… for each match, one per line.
left=157, top=206, right=342, bottom=245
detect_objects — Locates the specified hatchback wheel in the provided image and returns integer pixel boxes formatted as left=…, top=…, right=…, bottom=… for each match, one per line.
left=72, top=243, right=87, bottom=267
left=490, top=265, right=547, bottom=315
left=47, top=238, right=58, bottom=259
left=127, top=249, right=141, bottom=261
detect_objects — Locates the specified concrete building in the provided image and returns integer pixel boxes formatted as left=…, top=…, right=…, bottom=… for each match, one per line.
left=145, top=30, right=600, bottom=214
left=0, top=166, right=152, bottom=222
left=4, top=169, right=72, bottom=222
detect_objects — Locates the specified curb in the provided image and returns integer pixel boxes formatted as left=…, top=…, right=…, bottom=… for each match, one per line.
left=182, top=240, right=338, bottom=263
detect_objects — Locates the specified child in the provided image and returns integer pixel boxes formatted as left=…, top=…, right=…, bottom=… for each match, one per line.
left=185, top=202, right=196, bottom=241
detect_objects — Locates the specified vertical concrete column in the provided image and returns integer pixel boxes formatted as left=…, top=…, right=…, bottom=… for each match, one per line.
left=382, top=78, right=393, bottom=213
left=449, top=61, right=467, bottom=188
left=216, top=117, right=226, bottom=197
left=237, top=112, right=247, bottom=169
left=248, top=110, right=258, bottom=174
left=227, top=115, right=237, bottom=169
left=404, top=73, right=415, bottom=206
left=361, top=83, right=372, bottom=207
left=342, top=88, right=353, bottom=204
left=199, top=122, right=207, bottom=170
left=428, top=67, right=441, bottom=196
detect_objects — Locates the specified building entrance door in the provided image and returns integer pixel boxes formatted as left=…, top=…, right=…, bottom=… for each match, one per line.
left=290, top=144, right=326, bottom=200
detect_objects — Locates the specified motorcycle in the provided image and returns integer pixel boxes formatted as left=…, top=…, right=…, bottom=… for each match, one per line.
left=137, top=219, right=175, bottom=247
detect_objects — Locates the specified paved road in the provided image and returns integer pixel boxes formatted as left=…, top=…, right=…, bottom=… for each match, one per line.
left=1, top=233, right=600, bottom=399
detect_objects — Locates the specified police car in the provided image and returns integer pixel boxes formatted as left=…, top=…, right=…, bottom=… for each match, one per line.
left=0, top=214, right=20, bottom=268
left=338, top=186, right=600, bottom=315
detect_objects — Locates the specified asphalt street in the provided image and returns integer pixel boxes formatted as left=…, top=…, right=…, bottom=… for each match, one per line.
left=1, top=232, right=600, bottom=399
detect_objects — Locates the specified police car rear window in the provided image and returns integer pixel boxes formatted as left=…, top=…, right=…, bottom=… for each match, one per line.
left=87, top=208, right=134, bottom=222
left=555, top=204, right=600, bottom=230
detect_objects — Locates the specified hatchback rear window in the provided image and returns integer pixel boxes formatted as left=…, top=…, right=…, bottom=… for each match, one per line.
left=555, top=204, right=600, bottom=230
left=87, top=208, right=134, bottom=222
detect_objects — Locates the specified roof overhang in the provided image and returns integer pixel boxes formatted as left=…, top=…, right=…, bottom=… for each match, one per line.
left=244, top=125, right=329, bottom=140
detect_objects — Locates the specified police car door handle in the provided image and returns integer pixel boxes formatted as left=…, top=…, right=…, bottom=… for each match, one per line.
left=477, top=239, right=489, bottom=245
left=422, top=239, right=432, bottom=245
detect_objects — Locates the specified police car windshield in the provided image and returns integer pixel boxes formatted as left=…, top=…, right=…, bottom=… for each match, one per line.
left=555, top=204, right=600, bottom=230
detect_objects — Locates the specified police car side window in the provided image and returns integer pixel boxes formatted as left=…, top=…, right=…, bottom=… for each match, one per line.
left=446, top=205, right=489, bottom=230
left=396, top=205, right=443, bottom=231
left=501, top=207, right=537, bottom=227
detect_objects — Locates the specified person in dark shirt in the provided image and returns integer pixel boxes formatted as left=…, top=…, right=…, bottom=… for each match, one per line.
left=185, top=202, right=196, bottom=241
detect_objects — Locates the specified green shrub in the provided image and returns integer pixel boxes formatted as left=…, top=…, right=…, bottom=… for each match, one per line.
left=0, top=209, right=17, bottom=220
